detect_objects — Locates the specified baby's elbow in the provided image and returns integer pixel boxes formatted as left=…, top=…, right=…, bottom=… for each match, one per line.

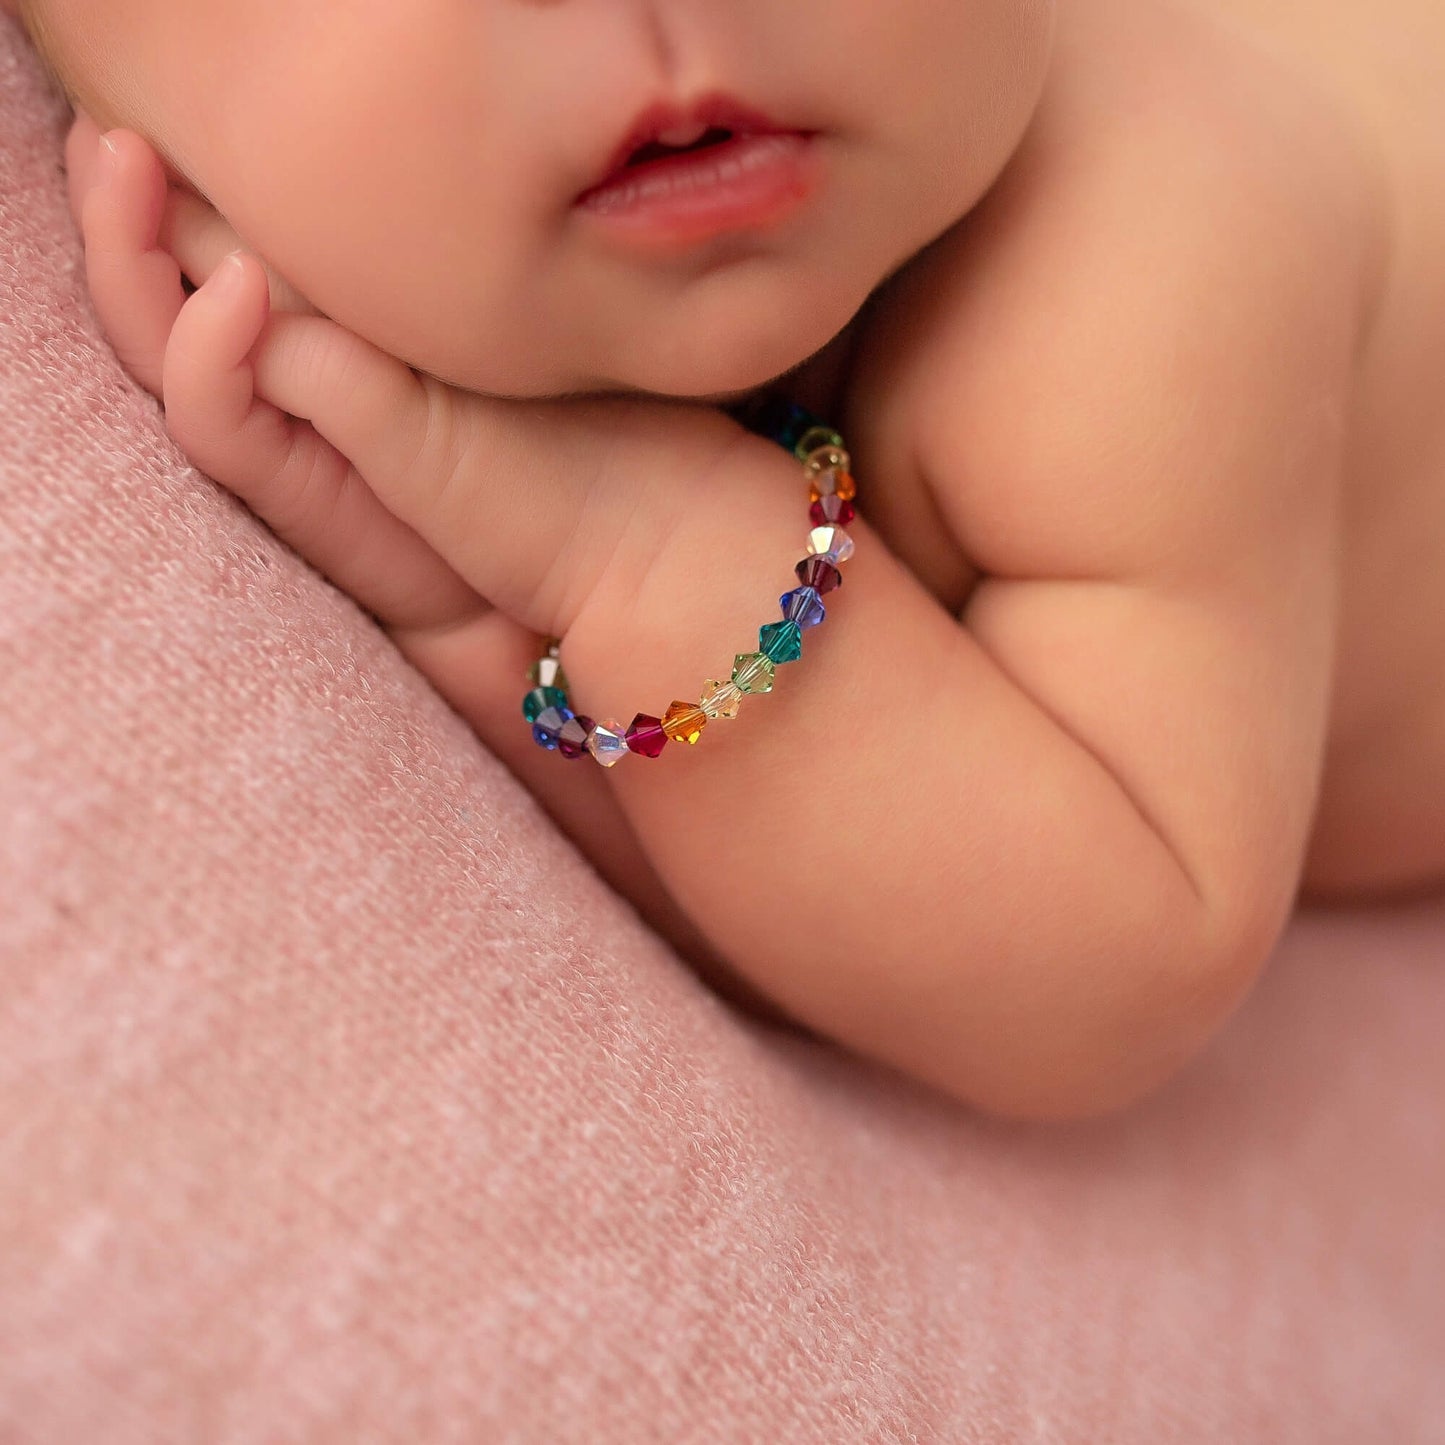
left=943, top=888, right=1286, bottom=1124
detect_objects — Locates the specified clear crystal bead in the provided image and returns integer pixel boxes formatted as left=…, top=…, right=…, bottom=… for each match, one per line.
left=586, top=718, right=629, bottom=767
left=806, top=525, right=855, bottom=565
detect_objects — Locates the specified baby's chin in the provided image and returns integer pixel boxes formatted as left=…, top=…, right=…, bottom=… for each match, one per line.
left=413, top=264, right=866, bottom=404
left=471, top=309, right=849, bottom=406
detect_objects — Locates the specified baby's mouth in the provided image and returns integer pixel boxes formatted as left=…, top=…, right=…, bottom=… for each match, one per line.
left=577, top=94, right=812, bottom=200
left=623, top=124, right=737, bottom=169
left=574, top=95, right=819, bottom=246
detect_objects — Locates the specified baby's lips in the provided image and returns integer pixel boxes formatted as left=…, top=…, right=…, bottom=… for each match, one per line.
left=579, top=91, right=799, bottom=201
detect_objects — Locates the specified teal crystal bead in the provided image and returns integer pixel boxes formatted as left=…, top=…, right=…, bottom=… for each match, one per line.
left=779, top=586, right=826, bottom=629
left=523, top=685, right=568, bottom=723
left=759, top=620, right=803, bottom=664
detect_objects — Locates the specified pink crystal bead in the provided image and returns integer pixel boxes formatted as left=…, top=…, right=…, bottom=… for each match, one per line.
left=625, top=713, right=668, bottom=758
left=809, top=495, right=856, bottom=528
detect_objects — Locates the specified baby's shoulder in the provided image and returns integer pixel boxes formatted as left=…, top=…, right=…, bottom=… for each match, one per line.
left=850, top=0, right=1385, bottom=576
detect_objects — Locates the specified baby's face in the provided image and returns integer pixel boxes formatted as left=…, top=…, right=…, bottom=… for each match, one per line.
left=31, top=0, right=1053, bottom=400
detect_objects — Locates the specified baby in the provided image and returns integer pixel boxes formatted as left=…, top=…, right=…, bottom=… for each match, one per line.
left=11, top=0, right=1441, bottom=1120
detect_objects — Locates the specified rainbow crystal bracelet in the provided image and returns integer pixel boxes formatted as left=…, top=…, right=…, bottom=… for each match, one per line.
left=522, top=400, right=857, bottom=765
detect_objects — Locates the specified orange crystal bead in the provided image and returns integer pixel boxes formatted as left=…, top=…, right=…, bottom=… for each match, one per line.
left=662, top=701, right=708, bottom=745
left=808, top=470, right=856, bottom=503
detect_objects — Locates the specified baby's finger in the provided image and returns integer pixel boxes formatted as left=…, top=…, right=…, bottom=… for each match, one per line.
left=80, top=128, right=186, bottom=399
left=157, top=187, right=319, bottom=317
left=163, top=253, right=481, bottom=632
left=70, top=113, right=316, bottom=328
left=247, top=314, right=687, bottom=631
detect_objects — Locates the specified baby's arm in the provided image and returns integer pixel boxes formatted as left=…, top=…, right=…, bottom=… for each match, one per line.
left=77, top=60, right=1376, bottom=1122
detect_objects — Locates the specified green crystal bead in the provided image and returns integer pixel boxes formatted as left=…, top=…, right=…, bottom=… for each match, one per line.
left=732, top=652, right=776, bottom=695
left=523, top=685, right=568, bottom=722
left=759, top=620, right=803, bottom=664
left=794, top=426, right=845, bottom=461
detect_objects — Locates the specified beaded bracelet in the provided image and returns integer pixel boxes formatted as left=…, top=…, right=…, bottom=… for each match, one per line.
left=521, top=400, right=857, bottom=765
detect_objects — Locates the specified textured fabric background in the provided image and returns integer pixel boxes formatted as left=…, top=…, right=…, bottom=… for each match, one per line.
left=2, top=17, right=1443, bottom=1443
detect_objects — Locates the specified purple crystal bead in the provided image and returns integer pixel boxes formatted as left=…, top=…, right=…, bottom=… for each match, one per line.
left=779, top=585, right=826, bottom=629
left=557, top=713, right=595, bottom=760
left=795, top=556, right=842, bottom=595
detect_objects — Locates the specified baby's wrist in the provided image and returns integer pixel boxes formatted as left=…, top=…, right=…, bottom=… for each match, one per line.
left=545, top=414, right=845, bottom=749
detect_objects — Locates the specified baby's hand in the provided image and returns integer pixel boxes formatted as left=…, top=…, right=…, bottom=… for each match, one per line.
left=72, top=119, right=767, bottom=1004
left=72, top=121, right=748, bottom=640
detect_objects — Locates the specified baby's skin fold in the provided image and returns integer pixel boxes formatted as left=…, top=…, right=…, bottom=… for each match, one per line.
left=48, top=0, right=1413, bottom=1120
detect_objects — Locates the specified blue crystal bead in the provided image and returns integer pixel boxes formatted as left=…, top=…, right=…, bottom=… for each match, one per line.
left=779, top=586, right=826, bottom=629
left=759, top=620, right=803, bottom=664
left=531, top=704, right=573, bottom=750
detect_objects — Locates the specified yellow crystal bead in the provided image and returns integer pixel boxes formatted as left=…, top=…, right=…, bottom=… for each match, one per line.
left=662, top=701, right=708, bottom=745
left=700, top=679, right=743, bottom=719
left=803, top=444, right=851, bottom=477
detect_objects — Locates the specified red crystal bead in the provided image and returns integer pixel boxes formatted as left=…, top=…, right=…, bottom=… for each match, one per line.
left=795, top=556, right=842, bottom=594
left=809, top=495, right=856, bottom=527
left=625, top=713, right=668, bottom=758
